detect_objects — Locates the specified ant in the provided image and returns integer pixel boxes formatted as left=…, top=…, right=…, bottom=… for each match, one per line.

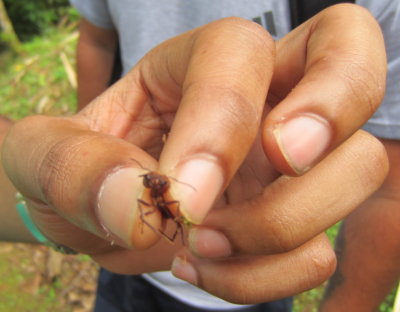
left=131, top=159, right=195, bottom=244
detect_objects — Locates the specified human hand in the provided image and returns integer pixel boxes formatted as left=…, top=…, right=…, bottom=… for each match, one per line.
left=172, top=130, right=387, bottom=303
left=1, top=3, right=387, bottom=303
left=3, top=16, right=277, bottom=271
left=169, top=4, right=388, bottom=303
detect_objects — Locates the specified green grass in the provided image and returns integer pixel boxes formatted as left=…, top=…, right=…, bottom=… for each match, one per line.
left=0, top=24, right=78, bottom=120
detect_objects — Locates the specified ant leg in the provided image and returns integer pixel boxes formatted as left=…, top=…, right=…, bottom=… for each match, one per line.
left=137, top=199, right=178, bottom=244
left=164, top=200, right=180, bottom=219
left=157, top=221, right=184, bottom=244
left=154, top=200, right=181, bottom=244
left=137, top=199, right=158, bottom=235
left=164, top=200, right=186, bottom=245
left=173, top=222, right=185, bottom=245
left=157, top=228, right=176, bottom=244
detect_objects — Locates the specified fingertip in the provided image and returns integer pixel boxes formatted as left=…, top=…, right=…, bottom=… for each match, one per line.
left=188, top=227, right=232, bottom=258
left=168, top=155, right=225, bottom=224
left=352, top=131, right=389, bottom=187
left=97, top=167, right=161, bottom=249
left=263, top=113, right=333, bottom=176
left=171, top=255, right=199, bottom=286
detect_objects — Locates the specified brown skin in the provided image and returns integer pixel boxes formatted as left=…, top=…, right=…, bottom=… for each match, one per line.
left=1, top=5, right=389, bottom=303
left=76, top=19, right=117, bottom=110
left=0, top=117, right=36, bottom=243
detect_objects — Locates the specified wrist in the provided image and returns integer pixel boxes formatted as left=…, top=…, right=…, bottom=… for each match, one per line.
left=15, top=193, right=77, bottom=254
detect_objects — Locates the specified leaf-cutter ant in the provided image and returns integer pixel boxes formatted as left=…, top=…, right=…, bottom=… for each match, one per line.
left=132, top=159, right=195, bottom=244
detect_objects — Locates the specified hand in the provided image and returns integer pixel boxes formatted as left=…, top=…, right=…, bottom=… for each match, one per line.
left=170, top=5, right=388, bottom=303
left=2, top=4, right=387, bottom=303
left=172, top=130, right=387, bottom=303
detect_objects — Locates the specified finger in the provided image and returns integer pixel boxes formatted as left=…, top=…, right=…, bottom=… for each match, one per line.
left=1, top=115, right=165, bottom=251
left=148, top=17, right=276, bottom=224
left=93, top=236, right=182, bottom=274
left=263, top=4, right=387, bottom=175
left=172, top=233, right=336, bottom=304
left=188, top=130, right=388, bottom=257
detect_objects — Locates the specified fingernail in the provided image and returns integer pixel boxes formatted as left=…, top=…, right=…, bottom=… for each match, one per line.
left=170, top=156, right=224, bottom=224
left=189, top=227, right=232, bottom=258
left=274, top=114, right=332, bottom=174
left=97, top=167, right=144, bottom=246
left=171, top=256, right=198, bottom=285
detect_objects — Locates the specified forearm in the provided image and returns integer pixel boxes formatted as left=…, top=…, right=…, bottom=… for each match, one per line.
left=76, top=19, right=118, bottom=110
left=0, top=117, right=37, bottom=243
left=321, top=138, right=400, bottom=311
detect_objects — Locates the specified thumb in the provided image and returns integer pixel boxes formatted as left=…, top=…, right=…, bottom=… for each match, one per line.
left=1, top=115, right=162, bottom=251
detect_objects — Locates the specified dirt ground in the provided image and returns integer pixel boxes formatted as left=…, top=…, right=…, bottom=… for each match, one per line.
left=0, top=242, right=99, bottom=312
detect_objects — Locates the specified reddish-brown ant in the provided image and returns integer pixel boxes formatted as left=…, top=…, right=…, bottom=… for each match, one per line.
left=131, top=159, right=195, bottom=244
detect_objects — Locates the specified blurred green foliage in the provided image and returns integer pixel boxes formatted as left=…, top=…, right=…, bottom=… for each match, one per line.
left=3, top=0, right=79, bottom=41
left=0, top=9, right=78, bottom=119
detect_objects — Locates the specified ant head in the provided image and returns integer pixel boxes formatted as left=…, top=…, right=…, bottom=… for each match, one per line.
left=142, top=172, right=170, bottom=192
left=130, top=158, right=196, bottom=193
left=142, top=173, right=153, bottom=188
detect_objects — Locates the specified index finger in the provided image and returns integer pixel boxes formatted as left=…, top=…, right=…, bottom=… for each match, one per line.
left=149, top=18, right=275, bottom=223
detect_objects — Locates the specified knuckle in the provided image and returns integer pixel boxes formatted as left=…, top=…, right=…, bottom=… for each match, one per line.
left=7, top=115, right=49, bottom=140
left=303, top=239, right=337, bottom=287
left=324, top=3, right=374, bottom=22
left=38, top=137, right=74, bottom=204
left=240, top=196, right=301, bottom=254
left=38, top=131, right=94, bottom=206
left=217, top=16, right=274, bottom=44
left=183, top=81, right=261, bottom=143
left=197, top=16, right=275, bottom=56
left=311, top=4, right=386, bottom=121
left=321, top=3, right=378, bottom=31
left=217, top=87, right=261, bottom=136
left=330, top=6, right=386, bottom=117
left=353, top=131, right=389, bottom=191
left=341, top=60, right=386, bottom=118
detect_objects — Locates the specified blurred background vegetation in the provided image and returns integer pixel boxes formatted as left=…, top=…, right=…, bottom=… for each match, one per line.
left=0, top=1, right=397, bottom=311
left=0, top=2, right=97, bottom=311
left=0, top=0, right=78, bottom=120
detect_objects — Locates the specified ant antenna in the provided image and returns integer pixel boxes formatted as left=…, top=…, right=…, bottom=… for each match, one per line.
left=168, top=176, right=197, bottom=192
left=129, top=158, right=196, bottom=192
left=129, top=158, right=151, bottom=171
